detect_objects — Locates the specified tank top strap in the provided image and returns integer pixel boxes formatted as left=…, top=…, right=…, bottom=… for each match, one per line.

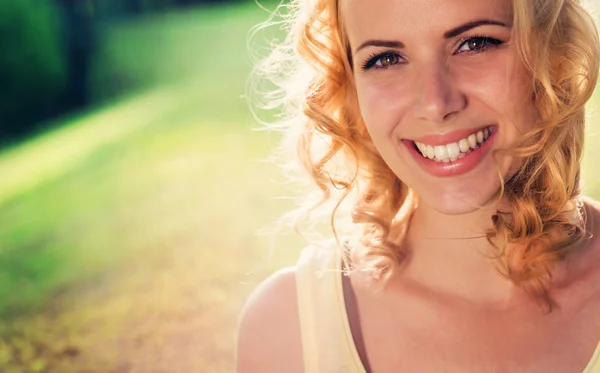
left=583, top=340, right=600, bottom=373
left=295, top=242, right=365, bottom=373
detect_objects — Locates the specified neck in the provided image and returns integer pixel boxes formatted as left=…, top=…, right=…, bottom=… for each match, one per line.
left=409, top=199, right=501, bottom=242
left=397, top=199, right=526, bottom=308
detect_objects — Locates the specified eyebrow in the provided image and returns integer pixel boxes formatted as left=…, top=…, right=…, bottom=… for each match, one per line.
left=354, top=19, right=509, bottom=54
left=444, top=19, right=508, bottom=38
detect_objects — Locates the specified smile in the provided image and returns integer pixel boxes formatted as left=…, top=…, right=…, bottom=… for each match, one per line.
left=413, top=126, right=493, bottom=163
left=402, top=125, right=497, bottom=178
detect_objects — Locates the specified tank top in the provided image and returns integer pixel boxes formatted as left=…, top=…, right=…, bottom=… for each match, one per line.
left=295, top=244, right=600, bottom=373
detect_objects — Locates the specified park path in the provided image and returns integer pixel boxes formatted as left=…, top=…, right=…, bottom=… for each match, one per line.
left=0, top=233, right=270, bottom=373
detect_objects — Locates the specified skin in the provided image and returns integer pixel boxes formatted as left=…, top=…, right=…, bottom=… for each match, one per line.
left=348, top=0, right=533, bottom=216
left=236, top=0, right=600, bottom=372
left=344, top=0, right=537, bottom=311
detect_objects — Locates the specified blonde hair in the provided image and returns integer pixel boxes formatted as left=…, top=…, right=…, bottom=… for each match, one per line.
left=251, top=0, right=600, bottom=307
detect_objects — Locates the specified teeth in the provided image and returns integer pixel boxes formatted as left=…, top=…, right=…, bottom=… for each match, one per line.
left=446, top=142, right=460, bottom=159
left=468, top=134, right=477, bottom=148
left=413, top=127, right=492, bottom=163
left=434, top=145, right=448, bottom=160
left=426, top=145, right=434, bottom=159
left=458, top=138, right=470, bottom=153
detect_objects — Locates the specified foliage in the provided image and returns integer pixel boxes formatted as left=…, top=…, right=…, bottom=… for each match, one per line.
left=0, top=4, right=289, bottom=371
left=0, top=0, right=66, bottom=139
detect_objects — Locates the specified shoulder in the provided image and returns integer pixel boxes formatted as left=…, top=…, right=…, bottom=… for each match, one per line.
left=558, top=195, right=600, bottom=291
left=582, top=195, right=600, bottom=215
left=235, top=266, right=304, bottom=373
left=582, top=195, right=600, bottom=243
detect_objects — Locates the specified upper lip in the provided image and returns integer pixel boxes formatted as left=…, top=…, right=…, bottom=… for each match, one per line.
left=406, top=125, right=494, bottom=146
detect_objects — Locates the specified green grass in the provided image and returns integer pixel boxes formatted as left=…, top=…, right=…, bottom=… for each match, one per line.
left=0, top=2, right=598, bottom=372
left=0, top=3, right=301, bottom=371
left=0, top=0, right=295, bottom=313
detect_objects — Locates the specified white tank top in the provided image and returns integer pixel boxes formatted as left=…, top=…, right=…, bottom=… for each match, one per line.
left=295, top=244, right=365, bottom=372
left=294, top=244, right=600, bottom=373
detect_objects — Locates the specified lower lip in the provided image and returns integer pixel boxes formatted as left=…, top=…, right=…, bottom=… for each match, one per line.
left=402, top=127, right=497, bottom=178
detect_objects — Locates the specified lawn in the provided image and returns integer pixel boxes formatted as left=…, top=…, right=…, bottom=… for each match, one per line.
left=0, top=2, right=301, bottom=372
left=0, top=2, right=597, bottom=372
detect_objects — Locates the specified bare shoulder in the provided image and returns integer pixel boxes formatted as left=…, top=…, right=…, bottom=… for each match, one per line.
left=582, top=195, right=600, bottom=242
left=571, top=195, right=600, bottom=301
left=582, top=194, right=600, bottom=216
left=564, top=195, right=600, bottom=287
left=235, top=266, right=304, bottom=373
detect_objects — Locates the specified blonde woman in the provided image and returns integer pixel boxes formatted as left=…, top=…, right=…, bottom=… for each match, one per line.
left=237, top=0, right=600, bottom=372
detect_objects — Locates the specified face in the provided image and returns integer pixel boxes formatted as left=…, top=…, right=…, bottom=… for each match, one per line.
left=343, top=0, right=536, bottom=215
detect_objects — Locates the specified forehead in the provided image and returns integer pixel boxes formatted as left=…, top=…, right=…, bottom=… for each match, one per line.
left=342, top=0, right=513, bottom=45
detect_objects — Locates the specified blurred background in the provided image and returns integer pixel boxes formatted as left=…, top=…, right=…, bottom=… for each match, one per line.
left=0, top=0, right=598, bottom=372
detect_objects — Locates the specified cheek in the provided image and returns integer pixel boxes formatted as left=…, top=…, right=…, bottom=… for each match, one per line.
left=355, top=74, right=414, bottom=138
left=354, top=76, right=416, bottom=180
left=461, top=59, right=534, bottom=129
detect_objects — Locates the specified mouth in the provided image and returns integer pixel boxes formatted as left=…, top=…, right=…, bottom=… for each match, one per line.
left=401, top=125, right=497, bottom=177
left=411, top=126, right=494, bottom=163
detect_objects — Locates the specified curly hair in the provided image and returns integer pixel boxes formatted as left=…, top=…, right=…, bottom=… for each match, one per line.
left=250, top=0, right=600, bottom=308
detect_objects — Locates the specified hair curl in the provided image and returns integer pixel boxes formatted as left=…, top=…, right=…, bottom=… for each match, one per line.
left=250, top=0, right=600, bottom=308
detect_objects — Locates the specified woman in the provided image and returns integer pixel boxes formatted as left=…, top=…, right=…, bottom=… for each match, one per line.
left=237, top=0, right=600, bottom=371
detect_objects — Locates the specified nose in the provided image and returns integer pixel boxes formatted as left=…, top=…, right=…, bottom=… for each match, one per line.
left=413, top=61, right=467, bottom=122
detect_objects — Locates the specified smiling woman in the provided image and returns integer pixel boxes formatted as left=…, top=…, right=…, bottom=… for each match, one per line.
left=237, top=0, right=600, bottom=372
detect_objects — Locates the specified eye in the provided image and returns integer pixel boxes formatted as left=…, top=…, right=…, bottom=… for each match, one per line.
left=361, top=52, right=404, bottom=71
left=455, top=36, right=503, bottom=54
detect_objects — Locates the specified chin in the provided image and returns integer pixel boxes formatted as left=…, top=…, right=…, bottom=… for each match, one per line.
left=417, top=184, right=502, bottom=216
left=430, top=198, right=495, bottom=216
